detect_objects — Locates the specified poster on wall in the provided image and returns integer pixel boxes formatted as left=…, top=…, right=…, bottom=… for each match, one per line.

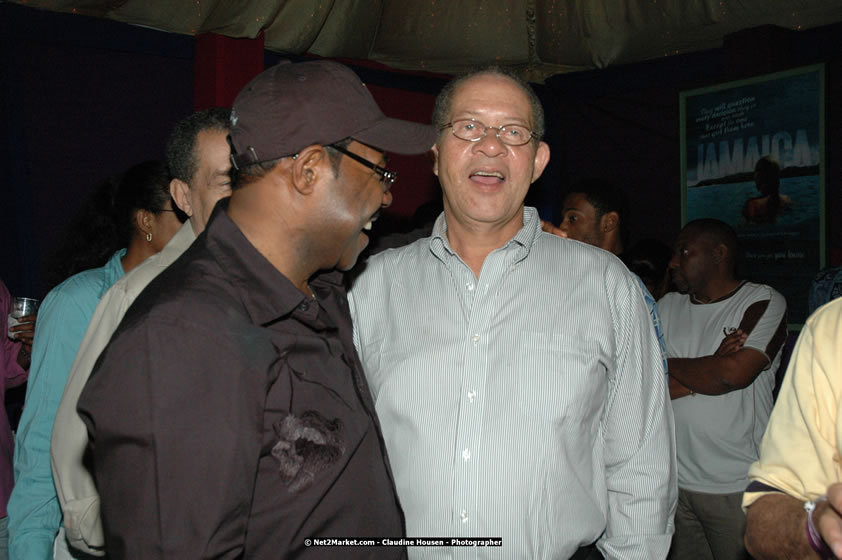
left=680, top=64, right=825, bottom=326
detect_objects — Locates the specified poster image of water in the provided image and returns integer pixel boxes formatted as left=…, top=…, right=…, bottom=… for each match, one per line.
left=681, top=65, right=824, bottom=326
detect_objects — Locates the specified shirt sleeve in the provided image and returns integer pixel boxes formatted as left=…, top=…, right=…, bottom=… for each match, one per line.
left=741, top=286, right=788, bottom=368
left=599, top=267, right=678, bottom=559
left=634, top=274, right=669, bottom=376
left=744, top=304, right=842, bottom=509
left=8, top=287, right=93, bottom=559
left=77, top=314, right=265, bottom=559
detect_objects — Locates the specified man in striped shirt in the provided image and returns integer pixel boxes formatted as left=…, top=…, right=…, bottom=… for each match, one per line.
left=348, top=67, right=677, bottom=559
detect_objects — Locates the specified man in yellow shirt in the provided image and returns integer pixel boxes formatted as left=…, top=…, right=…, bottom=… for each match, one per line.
left=743, top=297, right=842, bottom=559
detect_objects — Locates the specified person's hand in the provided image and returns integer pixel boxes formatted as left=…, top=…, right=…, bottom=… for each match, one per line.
left=815, top=483, right=842, bottom=558
left=715, top=328, right=746, bottom=356
left=10, top=314, right=36, bottom=354
left=541, top=220, right=567, bottom=238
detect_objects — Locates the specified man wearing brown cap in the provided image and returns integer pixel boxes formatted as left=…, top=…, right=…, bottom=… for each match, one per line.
left=77, top=61, right=435, bottom=559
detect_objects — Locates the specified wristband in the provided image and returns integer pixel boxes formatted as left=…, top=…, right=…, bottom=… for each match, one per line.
left=805, top=496, right=835, bottom=559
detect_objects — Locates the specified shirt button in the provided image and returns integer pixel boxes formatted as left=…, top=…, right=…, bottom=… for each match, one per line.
left=460, top=510, right=469, bottom=523
left=298, top=301, right=309, bottom=311
left=466, top=282, right=475, bottom=291
left=467, top=390, right=476, bottom=403
left=462, top=449, right=471, bottom=461
left=471, top=334, right=480, bottom=344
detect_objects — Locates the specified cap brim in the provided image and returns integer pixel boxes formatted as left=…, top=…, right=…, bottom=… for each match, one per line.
left=353, top=117, right=437, bottom=155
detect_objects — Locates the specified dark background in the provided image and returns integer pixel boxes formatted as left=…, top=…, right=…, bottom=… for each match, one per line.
left=2, top=2, right=841, bottom=300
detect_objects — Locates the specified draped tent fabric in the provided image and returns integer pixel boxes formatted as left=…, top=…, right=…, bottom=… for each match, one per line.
left=9, top=0, right=842, bottom=81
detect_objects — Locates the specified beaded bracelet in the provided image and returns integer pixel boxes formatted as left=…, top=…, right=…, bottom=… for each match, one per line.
left=805, top=496, right=835, bottom=559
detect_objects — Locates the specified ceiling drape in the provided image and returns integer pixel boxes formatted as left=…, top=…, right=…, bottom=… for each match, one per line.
left=10, top=0, right=842, bottom=80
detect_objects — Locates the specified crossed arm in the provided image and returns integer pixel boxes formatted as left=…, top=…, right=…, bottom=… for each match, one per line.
left=668, top=329, right=770, bottom=399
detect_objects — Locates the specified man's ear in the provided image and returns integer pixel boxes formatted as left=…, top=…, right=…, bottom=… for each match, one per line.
left=170, top=178, right=193, bottom=217
left=601, top=211, right=619, bottom=233
left=290, top=145, right=328, bottom=195
left=530, top=141, right=550, bottom=183
left=432, top=144, right=440, bottom=178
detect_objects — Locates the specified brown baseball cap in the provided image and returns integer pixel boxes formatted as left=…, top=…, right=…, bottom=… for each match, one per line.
left=229, top=61, right=436, bottom=169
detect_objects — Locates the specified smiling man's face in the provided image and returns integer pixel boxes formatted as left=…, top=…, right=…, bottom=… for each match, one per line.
left=325, top=141, right=394, bottom=271
left=432, top=73, right=549, bottom=237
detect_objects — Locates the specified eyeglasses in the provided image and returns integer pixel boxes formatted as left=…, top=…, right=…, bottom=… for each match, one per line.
left=440, top=119, right=536, bottom=146
left=329, top=144, right=397, bottom=188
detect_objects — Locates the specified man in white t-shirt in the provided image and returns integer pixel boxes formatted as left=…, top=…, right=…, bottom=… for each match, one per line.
left=660, top=218, right=787, bottom=560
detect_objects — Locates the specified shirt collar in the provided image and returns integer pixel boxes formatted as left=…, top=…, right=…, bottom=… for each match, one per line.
left=107, top=248, right=128, bottom=285
left=170, top=221, right=197, bottom=249
left=429, top=206, right=540, bottom=264
left=202, top=199, right=331, bottom=326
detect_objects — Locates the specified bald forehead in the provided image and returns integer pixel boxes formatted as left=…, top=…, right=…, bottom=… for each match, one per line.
left=451, top=73, right=533, bottom=117
left=455, top=72, right=526, bottom=96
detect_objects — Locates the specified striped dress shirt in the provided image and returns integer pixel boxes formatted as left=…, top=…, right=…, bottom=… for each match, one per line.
left=348, top=207, right=677, bottom=559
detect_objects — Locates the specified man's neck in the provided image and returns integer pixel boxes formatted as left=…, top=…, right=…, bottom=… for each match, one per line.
left=227, top=189, right=315, bottom=297
left=444, top=211, right=524, bottom=278
left=602, top=236, right=623, bottom=257
left=189, top=217, right=203, bottom=237
left=692, top=278, right=743, bottom=304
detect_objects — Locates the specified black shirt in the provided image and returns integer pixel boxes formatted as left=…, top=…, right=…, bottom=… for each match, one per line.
left=79, top=202, right=405, bottom=559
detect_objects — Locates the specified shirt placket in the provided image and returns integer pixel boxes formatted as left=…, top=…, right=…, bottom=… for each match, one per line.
left=450, top=250, right=509, bottom=557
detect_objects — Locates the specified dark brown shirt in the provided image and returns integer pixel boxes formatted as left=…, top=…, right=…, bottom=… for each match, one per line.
left=79, top=203, right=405, bottom=559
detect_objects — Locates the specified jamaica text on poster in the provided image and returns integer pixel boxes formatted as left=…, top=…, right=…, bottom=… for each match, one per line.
left=680, top=64, right=825, bottom=326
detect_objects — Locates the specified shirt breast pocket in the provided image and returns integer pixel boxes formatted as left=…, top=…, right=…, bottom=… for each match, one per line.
left=516, top=332, right=605, bottom=422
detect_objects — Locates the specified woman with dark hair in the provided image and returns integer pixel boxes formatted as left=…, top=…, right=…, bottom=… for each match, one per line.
left=7, top=160, right=183, bottom=559
left=42, top=161, right=184, bottom=292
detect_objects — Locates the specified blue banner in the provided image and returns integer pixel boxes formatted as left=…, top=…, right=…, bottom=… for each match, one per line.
left=681, top=65, right=825, bottom=326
